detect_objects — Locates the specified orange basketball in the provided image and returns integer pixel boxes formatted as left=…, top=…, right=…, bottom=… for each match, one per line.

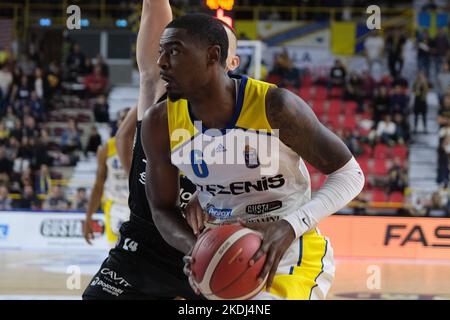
left=190, top=224, right=267, bottom=300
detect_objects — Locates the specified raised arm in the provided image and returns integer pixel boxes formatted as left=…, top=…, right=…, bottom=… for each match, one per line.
left=115, top=105, right=137, bottom=175
left=137, top=0, right=172, bottom=120
left=141, top=102, right=196, bottom=254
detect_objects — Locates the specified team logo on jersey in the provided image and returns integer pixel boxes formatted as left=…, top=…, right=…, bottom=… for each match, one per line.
left=206, top=204, right=232, bottom=220
left=244, top=145, right=260, bottom=169
left=246, top=200, right=282, bottom=215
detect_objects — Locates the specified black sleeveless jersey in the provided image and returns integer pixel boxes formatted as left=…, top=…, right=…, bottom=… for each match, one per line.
left=128, top=101, right=197, bottom=225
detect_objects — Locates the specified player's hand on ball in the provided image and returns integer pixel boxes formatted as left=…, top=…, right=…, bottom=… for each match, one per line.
left=239, top=219, right=296, bottom=292
left=183, top=253, right=201, bottom=295
left=185, top=192, right=209, bottom=237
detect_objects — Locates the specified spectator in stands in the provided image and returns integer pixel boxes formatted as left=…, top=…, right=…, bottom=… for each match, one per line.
left=374, top=114, right=397, bottom=145
left=2, top=106, right=16, bottom=130
left=0, top=184, right=12, bottom=210
left=413, top=72, right=429, bottom=133
left=85, top=126, right=102, bottom=157
left=5, top=136, right=19, bottom=160
left=328, top=59, right=347, bottom=94
left=364, top=30, right=384, bottom=73
left=34, top=164, right=52, bottom=196
left=61, top=118, right=82, bottom=155
left=434, top=28, right=449, bottom=79
left=389, top=84, right=409, bottom=117
left=372, top=85, right=390, bottom=123
left=83, top=65, right=108, bottom=97
left=393, top=113, right=410, bottom=144
left=66, top=43, right=86, bottom=80
left=11, top=75, right=31, bottom=105
left=13, top=184, right=40, bottom=210
left=47, top=61, right=61, bottom=97
left=0, top=64, right=13, bottom=103
left=352, top=192, right=369, bottom=215
left=73, top=187, right=88, bottom=211
left=33, top=67, right=49, bottom=102
left=341, top=128, right=363, bottom=156
left=17, top=54, right=36, bottom=77
left=437, top=62, right=450, bottom=101
left=42, top=185, right=70, bottom=211
left=437, top=138, right=449, bottom=186
left=93, top=94, right=110, bottom=123
left=10, top=119, right=23, bottom=142
left=426, top=190, right=449, bottom=217
left=0, top=146, right=12, bottom=183
left=438, top=95, right=450, bottom=126
left=29, top=91, right=45, bottom=121
left=83, top=58, right=93, bottom=76
left=95, top=54, right=109, bottom=78
left=269, top=49, right=300, bottom=88
left=417, top=30, right=431, bottom=79
left=345, top=72, right=364, bottom=107
left=0, top=121, right=9, bottom=143
left=386, top=31, right=406, bottom=80
left=387, top=157, right=408, bottom=195
left=22, top=115, right=39, bottom=139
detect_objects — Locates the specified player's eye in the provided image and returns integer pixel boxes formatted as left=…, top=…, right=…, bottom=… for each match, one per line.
left=170, top=48, right=179, bottom=56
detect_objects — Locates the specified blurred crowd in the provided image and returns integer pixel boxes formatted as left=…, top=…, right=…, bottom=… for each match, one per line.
left=0, top=37, right=111, bottom=210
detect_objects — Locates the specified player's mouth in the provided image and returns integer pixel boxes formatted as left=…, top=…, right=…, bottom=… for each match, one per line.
left=160, top=73, right=175, bottom=88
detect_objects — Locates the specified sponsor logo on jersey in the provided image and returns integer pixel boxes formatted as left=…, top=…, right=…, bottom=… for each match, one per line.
left=0, top=224, right=9, bottom=240
left=206, top=204, right=233, bottom=220
left=246, top=201, right=282, bottom=215
left=40, top=219, right=105, bottom=238
left=196, top=174, right=285, bottom=197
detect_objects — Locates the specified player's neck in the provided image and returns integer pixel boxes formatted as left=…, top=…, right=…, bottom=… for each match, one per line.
left=188, top=74, right=236, bottom=130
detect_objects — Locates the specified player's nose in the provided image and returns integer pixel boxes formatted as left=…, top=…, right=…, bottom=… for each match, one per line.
left=157, top=52, right=169, bottom=70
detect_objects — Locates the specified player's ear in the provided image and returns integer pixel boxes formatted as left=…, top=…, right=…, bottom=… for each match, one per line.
left=207, top=45, right=222, bottom=65
left=227, top=55, right=240, bottom=72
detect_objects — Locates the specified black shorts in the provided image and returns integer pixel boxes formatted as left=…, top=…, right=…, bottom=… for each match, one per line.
left=82, top=215, right=203, bottom=300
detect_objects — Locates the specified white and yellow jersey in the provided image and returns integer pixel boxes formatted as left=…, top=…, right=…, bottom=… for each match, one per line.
left=104, top=137, right=129, bottom=206
left=167, top=75, right=311, bottom=227
left=167, top=75, right=334, bottom=300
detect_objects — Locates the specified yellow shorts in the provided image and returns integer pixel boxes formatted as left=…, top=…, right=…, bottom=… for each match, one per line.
left=104, top=200, right=130, bottom=246
left=252, top=228, right=335, bottom=300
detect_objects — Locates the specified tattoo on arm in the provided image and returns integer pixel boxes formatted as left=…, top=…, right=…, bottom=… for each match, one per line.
left=266, top=88, right=352, bottom=174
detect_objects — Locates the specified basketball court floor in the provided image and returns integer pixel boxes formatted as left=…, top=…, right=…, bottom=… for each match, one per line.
left=1, top=249, right=449, bottom=300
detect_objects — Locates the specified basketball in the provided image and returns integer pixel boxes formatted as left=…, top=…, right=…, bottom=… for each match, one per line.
left=190, top=224, right=267, bottom=300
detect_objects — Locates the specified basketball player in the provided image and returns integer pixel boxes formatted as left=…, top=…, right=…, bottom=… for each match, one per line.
left=84, top=108, right=131, bottom=247
left=141, top=14, right=365, bottom=300
left=82, top=1, right=240, bottom=299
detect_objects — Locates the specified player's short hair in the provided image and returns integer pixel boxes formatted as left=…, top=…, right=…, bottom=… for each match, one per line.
left=166, top=13, right=229, bottom=66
